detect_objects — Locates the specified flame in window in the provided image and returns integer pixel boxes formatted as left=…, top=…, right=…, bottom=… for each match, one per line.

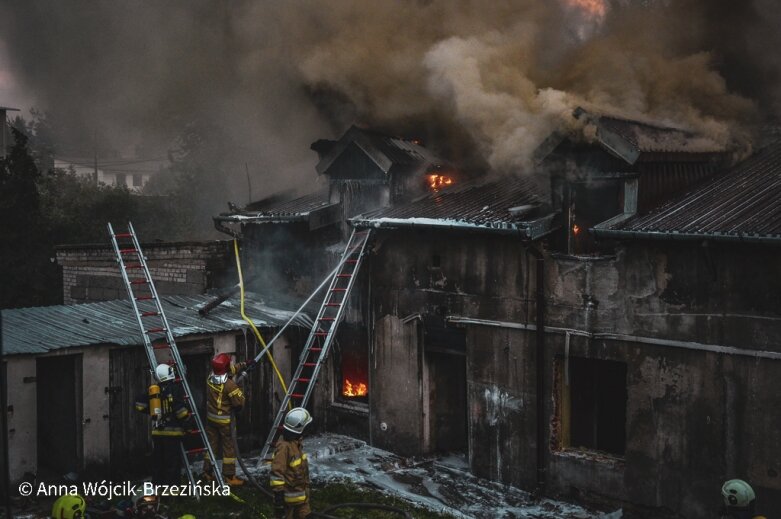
left=342, top=378, right=368, bottom=397
left=427, top=174, right=454, bottom=192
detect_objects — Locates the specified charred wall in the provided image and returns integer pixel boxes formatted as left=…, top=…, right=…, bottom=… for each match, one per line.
left=366, top=227, right=781, bottom=515
left=543, top=242, right=781, bottom=515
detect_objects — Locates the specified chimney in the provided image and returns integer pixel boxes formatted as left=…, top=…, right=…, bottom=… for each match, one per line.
left=310, top=139, right=337, bottom=160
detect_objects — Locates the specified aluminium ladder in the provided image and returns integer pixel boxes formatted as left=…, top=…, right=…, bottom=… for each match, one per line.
left=108, top=222, right=225, bottom=491
left=257, top=228, right=372, bottom=464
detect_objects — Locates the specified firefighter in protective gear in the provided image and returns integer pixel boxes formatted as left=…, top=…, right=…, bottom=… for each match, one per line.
left=51, top=494, right=86, bottom=519
left=721, top=479, right=767, bottom=519
left=202, top=352, right=254, bottom=486
left=270, top=407, right=313, bottom=519
left=135, top=363, right=191, bottom=485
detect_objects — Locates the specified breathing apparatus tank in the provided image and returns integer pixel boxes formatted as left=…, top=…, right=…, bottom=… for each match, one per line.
left=148, top=384, right=162, bottom=419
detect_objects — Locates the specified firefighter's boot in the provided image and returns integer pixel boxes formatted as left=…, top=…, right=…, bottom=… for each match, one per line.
left=224, top=474, right=245, bottom=487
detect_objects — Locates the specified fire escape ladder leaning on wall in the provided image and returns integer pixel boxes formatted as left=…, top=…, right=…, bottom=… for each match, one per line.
left=256, top=228, right=373, bottom=466
left=107, top=221, right=226, bottom=494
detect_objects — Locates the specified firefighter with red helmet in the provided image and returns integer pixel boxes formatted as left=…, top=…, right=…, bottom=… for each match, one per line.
left=202, top=352, right=255, bottom=486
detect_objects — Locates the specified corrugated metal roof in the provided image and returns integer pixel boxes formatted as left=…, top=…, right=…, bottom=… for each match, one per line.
left=351, top=177, right=558, bottom=238
left=597, top=116, right=724, bottom=155
left=1, top=294, right=312, bottom=356
left=316, top=126, right=442, bottom=176
left=219, top=190, right=338, bottom=223
left=594, top=141, right=781, bottom=242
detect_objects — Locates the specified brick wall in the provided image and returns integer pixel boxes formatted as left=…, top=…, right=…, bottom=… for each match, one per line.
left=56, top=241, right=233, bottom=304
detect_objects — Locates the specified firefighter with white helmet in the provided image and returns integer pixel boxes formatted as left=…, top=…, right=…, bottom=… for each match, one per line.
left=721, top=479, right=767, bottom=519
left=134, top=362, right=191, bottom=485
left=270, top=407, right=313, bottom=519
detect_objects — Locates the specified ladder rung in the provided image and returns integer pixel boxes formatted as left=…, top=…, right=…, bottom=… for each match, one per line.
left=146, top=327, right=166, bottom=333
left=152, top=343, right=170, bottom=350
left=314, top=332, right=328, bottom=336
left=119, top=248, right=139, bottom=254
left=324, top=303, right=341, bottom=307
left=124, top=263, right=144, bottom=269
left=186, top=447, right=206, bottom=455
left=130, top=279, right=148, bottom=285
left=141, top=311, right=159, bottom=317
left=297, top=378, right=311, bottom=383
left=114, top=233, right=133, bottom=238
left=331, top=288, right=347, bottom=292
left=135, top=296, right=155, bottom=301
left=188, top=429, right=201, bottom=435
left=291, top=393, right=305, bottom=399
left=303, top=362, right=316, bottom=367
left=346, top=259, right=358, bottom=263
left=336, top=274, right=352, bottom=278
left=319, top=317, right=335, bottom=321
left=310, top=348, right=322, bottom=352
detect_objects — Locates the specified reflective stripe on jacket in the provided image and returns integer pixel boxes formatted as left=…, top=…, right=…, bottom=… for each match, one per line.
left=270, top=438, right=309, bottom=503
left=206, top=369, right=245, bottom=424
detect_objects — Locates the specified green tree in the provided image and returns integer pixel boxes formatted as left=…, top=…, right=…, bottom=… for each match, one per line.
left=0, top=127, right=54, bottom=308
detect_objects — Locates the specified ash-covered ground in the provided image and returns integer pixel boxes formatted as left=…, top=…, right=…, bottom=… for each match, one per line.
left=237, top=433, right=621, bottom=519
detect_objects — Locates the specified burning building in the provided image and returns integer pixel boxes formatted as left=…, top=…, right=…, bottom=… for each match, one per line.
left=214, top=114, right=781, bottom=515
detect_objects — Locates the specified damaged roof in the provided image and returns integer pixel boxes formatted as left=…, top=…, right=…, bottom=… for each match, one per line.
left=539, top=108, right=727, bottom=165
left=215, top=189, right=341, bottom=229
left=316, top=125, right=442, bottom=177
left=1, top=294, right=312, bottom=356
left=351, top=177, right=557, bottom=239
left=593, top=141, right=781, bottom=244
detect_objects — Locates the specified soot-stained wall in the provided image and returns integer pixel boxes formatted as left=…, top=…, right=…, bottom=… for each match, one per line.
left=365, top=228, right=781, bottom=516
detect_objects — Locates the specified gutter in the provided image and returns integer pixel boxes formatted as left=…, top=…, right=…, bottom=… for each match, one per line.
left=213, top=216, right=242, bottom=238
left=591, top=227, right=781, bottom=246
left=350, top=213, right=559, bottom=240
left=444, top=316, right=781, bottom=361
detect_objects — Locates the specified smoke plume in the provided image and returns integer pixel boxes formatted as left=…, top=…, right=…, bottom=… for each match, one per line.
left=1, top=0, right=779, bottom=189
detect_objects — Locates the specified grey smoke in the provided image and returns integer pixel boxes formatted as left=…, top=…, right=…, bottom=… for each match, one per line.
left=1, top=0, right=779, bottom=187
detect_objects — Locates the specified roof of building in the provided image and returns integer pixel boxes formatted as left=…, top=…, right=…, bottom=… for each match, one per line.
left=351, top=176, right=558, bottom=239
left=1, top=294, right=313, bottom=356
left=215, top=189, right=342, bottom=230
left=592, top=141, right=781, bottom=244
left=538, top=108, right=727, bottom=165
left=220, top=190, right=335, bottom=222
left=316, top=125, right=442, bottom=176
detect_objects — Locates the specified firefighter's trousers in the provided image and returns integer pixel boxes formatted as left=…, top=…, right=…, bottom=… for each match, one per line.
left=202, top=421, right=237, bottom=476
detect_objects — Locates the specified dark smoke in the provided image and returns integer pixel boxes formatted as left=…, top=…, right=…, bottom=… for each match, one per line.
left=1, top=0, right=779, bottom=186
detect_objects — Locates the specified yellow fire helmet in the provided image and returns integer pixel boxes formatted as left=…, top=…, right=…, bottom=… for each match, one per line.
left=51, top=494, right=86, bottom=519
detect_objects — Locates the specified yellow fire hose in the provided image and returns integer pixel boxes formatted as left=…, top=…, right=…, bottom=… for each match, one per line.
left=233, top=239, right=291, bottom=408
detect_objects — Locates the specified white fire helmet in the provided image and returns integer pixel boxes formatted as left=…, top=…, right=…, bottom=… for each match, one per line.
left=722, top=479, right=756, bottom=508
left=283, top=407, right=313, bottom=434
left=155, top=363, right=175, bottom=383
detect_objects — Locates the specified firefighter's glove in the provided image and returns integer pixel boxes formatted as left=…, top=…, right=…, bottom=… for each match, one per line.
left=244, top=358, right=258, bottom=372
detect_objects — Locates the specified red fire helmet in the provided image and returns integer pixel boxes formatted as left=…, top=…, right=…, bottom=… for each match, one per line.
left=211, top=353, right=231, bottom=375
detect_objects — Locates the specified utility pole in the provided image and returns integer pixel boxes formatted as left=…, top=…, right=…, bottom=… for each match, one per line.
left=245, top=162, right=253, bottom=204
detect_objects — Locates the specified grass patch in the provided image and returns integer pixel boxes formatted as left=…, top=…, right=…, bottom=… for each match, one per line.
left=163, top=481, right=457, bottom=518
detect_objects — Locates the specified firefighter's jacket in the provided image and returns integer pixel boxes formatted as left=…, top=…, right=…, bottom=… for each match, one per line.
left=206, top=364, right=246, bottom=425
left=269, top=437, right=309, bottom=505
left=134, top=381, right=191, bottom=437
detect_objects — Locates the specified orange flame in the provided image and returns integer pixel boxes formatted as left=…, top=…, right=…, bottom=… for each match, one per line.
left=342, top=378, right=368, bottom=397
left=566, top=0, right=607, bottom=21
left=572, top=224, right=581, bottom=236
left=427, top=174, right=454, bottom=192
